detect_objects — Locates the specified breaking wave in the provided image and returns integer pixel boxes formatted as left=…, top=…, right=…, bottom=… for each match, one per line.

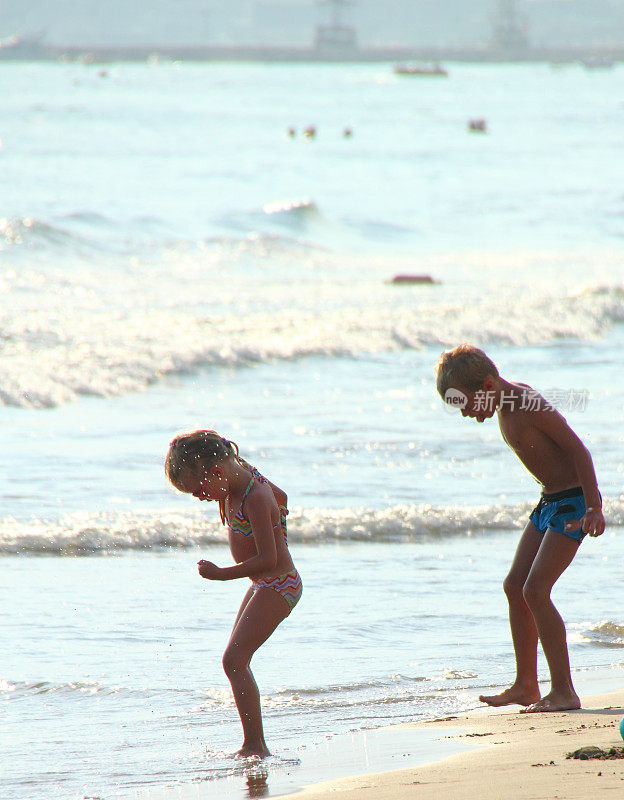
left=583, top=621, right=624, bottom=648
left=2, top=256, right=623, bottom=409
left=3, top=207, right=624, bottom=410
left=1, top=497, right=622, bottom=554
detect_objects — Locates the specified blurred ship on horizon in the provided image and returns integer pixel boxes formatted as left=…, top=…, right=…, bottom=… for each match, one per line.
left=1, top=0, right=622, bottom=65
left=393, top=62, right=448, bottom=76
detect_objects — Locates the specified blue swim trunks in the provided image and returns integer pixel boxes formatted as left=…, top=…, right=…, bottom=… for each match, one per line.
left=529, top=487, right=587, bottom=543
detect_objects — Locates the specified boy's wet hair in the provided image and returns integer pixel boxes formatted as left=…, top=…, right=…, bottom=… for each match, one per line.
left=165, top=430, right=238, bottom=491
left=435, top=343, right=499, bottom=396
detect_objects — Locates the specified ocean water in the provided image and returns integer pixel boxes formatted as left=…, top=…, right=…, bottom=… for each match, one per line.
left=1, top=61, right=623, bottom=800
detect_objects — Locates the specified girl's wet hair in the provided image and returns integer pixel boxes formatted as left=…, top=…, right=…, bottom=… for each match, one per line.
left=164, top=430, right=238, bottom=491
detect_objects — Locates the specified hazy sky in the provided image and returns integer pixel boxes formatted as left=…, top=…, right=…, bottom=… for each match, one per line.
left=1, top=0, right=622, bottom=48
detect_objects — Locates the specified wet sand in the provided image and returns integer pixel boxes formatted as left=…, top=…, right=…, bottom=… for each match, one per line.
left=127, top=677, right=624, bottom=800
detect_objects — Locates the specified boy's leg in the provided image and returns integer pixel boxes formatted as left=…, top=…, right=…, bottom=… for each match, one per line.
left=223, top=588, right=291, bottom=757
left=479, top=521, right=542, bottom=707
left=520, top=530, right=581, bottom=713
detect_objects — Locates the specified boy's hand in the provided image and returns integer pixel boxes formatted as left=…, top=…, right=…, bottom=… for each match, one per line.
left=197, top=560, right=222, bottom=579
left=582, top=508, right=605, bottom=537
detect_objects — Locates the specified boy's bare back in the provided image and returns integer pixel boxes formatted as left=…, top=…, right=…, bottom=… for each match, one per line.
left=495, top=381, right=589, bottom=495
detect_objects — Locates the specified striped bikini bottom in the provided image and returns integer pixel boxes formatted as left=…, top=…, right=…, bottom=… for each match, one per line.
left=252, top=568, right=302, bottom=611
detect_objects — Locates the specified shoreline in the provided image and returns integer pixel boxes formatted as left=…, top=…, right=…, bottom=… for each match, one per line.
left=279, top=689, right=624, bottom=800
left=122, top=725, right=477, bottom=800
left=273, top=689, right=624, bottom=800
left=124, top=669, right=624, bottom=800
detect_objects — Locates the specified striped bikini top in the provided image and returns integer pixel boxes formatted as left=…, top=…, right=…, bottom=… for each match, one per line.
left=221, top=463, right=289, bottom=543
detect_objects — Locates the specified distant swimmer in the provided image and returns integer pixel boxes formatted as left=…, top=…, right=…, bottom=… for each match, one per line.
left=342, top=127, right=353, bottom=138
left=303, top=125, right=316, bottom=140
left=468, top=118, right=487, bottom=133
left=286, top=126, right=296, bottom=138
left=165, top=430, right=302, bottom=759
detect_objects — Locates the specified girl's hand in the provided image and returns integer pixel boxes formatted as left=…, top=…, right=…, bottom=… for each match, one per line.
left=197, top=560, right=222, bottom=580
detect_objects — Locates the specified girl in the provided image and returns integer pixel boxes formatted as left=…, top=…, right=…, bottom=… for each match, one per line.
left=164, top=430, right=302, bottom=758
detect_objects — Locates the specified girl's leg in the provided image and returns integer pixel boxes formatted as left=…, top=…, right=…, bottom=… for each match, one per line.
left=520, top=530, right=581, bottom=712
left=233, top=585, right=256, bottom=627
left=223, top=588, right=290, bottom=757
left=479, top=522, right=543, bottom=707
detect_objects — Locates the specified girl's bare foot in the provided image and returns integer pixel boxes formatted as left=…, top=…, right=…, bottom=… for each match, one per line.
left=236, top=743, right=271, bottom=759
left=479, top=683, right=541, bottom=707
left=519, top=690, right=580, bottom=713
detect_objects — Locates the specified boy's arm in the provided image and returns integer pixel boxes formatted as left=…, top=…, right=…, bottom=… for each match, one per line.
left=529, top=407, right=605, bottom=537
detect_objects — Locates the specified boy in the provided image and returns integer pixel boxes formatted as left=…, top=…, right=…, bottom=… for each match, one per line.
left=436, top=344, right=605, bottom=712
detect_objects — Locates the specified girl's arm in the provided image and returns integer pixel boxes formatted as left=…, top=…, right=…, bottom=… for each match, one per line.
left=198, top=489, right=278, bottom=581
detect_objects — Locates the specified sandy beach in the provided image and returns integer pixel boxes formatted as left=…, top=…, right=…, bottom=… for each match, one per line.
left=277, top=689, right=624, bottom=800
left=127, top=684, right=624, bottom=800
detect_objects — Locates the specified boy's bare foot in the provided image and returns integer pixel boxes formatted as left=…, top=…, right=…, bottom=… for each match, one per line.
left=519, top=690, right=581, bottom=714
left=236, top=743, right=271, bottom=759
left=479, top=684, right=541, bottom=707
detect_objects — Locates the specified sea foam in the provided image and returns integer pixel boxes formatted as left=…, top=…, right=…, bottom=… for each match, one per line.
left=2, top=223, right=623, bottom=409
left=1, top=497, right=622, bottom=554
